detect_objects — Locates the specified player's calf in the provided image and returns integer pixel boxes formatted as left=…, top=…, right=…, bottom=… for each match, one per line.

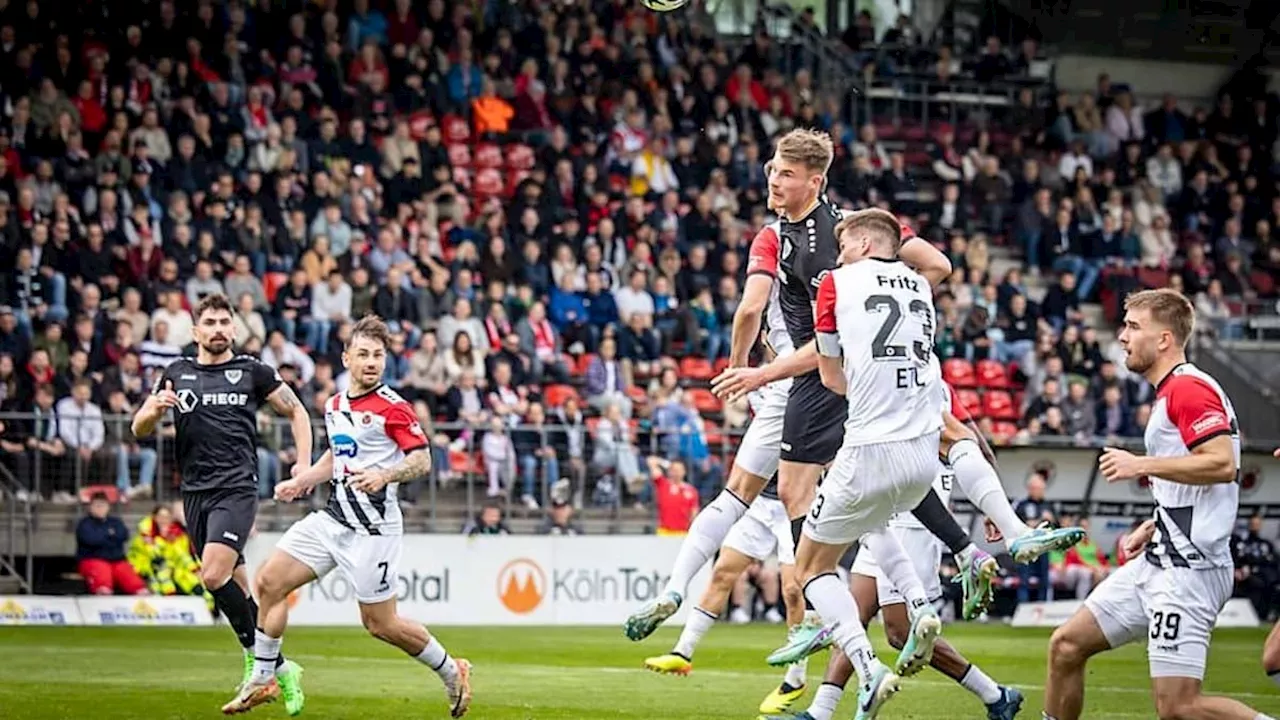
left=1263, top=622, right=1280, bottom=687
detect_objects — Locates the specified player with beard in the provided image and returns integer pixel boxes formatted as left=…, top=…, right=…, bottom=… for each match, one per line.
left=132, top=293, right=313, bottom=715
left=225, top=315, right=472, bottom=717
left=1045, top=289, right=1271, bottom=720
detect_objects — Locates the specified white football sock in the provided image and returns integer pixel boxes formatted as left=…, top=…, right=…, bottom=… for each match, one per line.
left=1256, top=714, right=1276, bottom=720
left=805, top=682, right=844, bottom=720
left=663, top=489, right=749, bottom=597
left=672, top=607, right=717, bottom=659
left=949, top=440, right=1029, bottom=547
left=803, top=573, right=885, bottom=690
left=783, top=655, right=808, bottom=688
left=251, top=630, right=281, bottom=685
left=863, top=529, right=931, bottom=613
left=959, top=663, right=1002, bottom=704
left=415, top=635, right=459, bottom=685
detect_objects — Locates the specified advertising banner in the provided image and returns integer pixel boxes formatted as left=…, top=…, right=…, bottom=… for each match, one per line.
left=1012, top=597, right=1261, bottom=628
left=78, top=596, right=214, bottom=626
left=243, top=533, right=714, bottom=626
left=0, top=595, right=81, bottom=625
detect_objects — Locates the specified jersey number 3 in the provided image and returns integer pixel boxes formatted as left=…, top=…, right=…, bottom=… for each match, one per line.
left=865, top=294, right=933, bottom=361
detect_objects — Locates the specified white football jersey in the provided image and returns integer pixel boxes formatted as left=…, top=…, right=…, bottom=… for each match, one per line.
left=1142, top=364, right=1240, bottom=570
left=322, top=384, right=428, bottom=536
left=814, top=257, right=943, bottom=447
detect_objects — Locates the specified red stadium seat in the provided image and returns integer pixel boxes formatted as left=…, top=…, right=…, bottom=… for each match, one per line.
left=446, top=143, right=472, bottom=168
left=442, top=114, right=471, bottom=144
left=585, top=417, right=602, bottom=436
left=679, top=357, right=714, bottom=381
left=1250, top=269, right=1276, bottom=297
left=506, top=143, right=536, bottom=171
left=686, top=387, right=722, bottom=414
left=543, top=384, right=579, bottom=408
left=981, top=390, right=1018, bottom=421
left=473, top=167, right=504, bottom=199
left=451, top=166, right=472, bottom=191
left=473, top=142, right=503, bottom=169
left=1136, top=267, right=1170, bottom=290
left=975, top=359, right=1009, bottom=389
left=79, top=485, right=120, bottom=505
left=625, top=385, right=648, bottom=404
left=505, top=169, right=531, bottom=197
left=407, top=109, right=435, bottom=140
left=942, top=358, right=977, bottom=388
left=576, top=354, right=598, bottom=376
left=263, top=272, right=288, bottom=304
left=712, top=357, right=730, bottom=376
left=956, top=389, right=983, bottom=418
left=703, top=419, right=725, bottom=447
left=562, top=353, right=578, bottom=376
left=449, top=451, right=481, bottom=476
left=990, top=421, right=1020, bottom=443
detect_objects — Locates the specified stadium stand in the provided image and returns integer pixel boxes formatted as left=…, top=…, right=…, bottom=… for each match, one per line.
left=0, top=0, right=1276, bottom=619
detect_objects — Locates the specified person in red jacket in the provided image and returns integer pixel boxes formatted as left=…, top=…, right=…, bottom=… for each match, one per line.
left=76, top=492, right=147, bottom=595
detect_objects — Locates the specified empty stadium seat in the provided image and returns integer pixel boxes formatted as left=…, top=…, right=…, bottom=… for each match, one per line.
left=543, top=384, right=579, bottom=408
left=686, top=387, right=722, bottom=414
left=78, top=485, right=120, bottom=505
left=981, top=390, right=1018, bottom=421
left=703, top=419, right=725, bottom=446
left=446, top=143, right=472, bottom=167
left=975, top=359, right=1009, bottom=389
left=942, top=358, right=977, bottom=388
left=442, top=114, right=471, bottom=144
left=956, top=388, right=983, bottom=418
left=473, top=142, right=503, bottom=169
left=679, top=357, right=714, bottom=381
left=506, top=143, right=536, bottom=171
left=263, top=272, right=288, bottom=304
left=473, top=167, right=504, bottom=199
left=712, top=357, right=730, bottom=376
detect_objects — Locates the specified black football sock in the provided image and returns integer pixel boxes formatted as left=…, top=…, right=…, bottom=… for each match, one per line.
left=790, top=517, right=815, bottom=611
left=210, top=579, right=258, bottom=650
left=910, top=488, right=972, bottom=555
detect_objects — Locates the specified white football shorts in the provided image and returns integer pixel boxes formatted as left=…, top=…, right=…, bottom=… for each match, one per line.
left=734, top=379, right=790, bottom=481
left=1083, top=558, right=1232, bottom=680
left=723, top=495, right=796, bottom=565
left=804, top=432, right=941, bottom=546
left=277, top=511, right=403, bottom=604
left=849, top=525, right=943, bottom=605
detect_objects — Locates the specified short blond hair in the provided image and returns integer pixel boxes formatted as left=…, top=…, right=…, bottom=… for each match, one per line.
left=774, top=129, right=834, bottom=175
left=1124, top=288, right=1195, bottom=347
left=834, top=208, right=903, bottom=254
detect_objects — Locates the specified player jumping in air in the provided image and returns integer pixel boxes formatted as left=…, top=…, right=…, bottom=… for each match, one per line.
left=624, top=130, right=1008, bottom=652
left=132, top=293, right=312, bottom=716
left=1044, top=289, right=1274, bottom=720
left=793, top=209, right=954, bottom=719
left=762, top=383, right=1024, bottom=720
left=223, top=316, right=472, bottom=717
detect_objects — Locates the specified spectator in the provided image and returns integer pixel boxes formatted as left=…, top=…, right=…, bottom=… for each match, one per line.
left=1233, top=515, right=1279, bottom=622
left=517, top=301, right=569, bottom=383
left=233, top=293, right=268, bottom=348
left=645, top=456, right=699, bottom=536
left=1095, top=385, right=1135, bottom=442
left=76, top=492, right=147, bottom=596
left=539, top=496, right=584, bottom=535
left=405, top=331, right=448, bottom=409
left=1060, top=380, right=1097, bottom=441
left=480, top=417, right=516, bottom=499
left=1014, top=470, right=1055, bottom=602
left=444, top=369, right=488, bottom=425
left=56, top=377, right=104, bottom=480
left=444, top=331, right=487, bottom=390
left=585, top=337, right=632, bottom=418
left=104, top=390, right=154, bottom=501
left=127, top=503, right=206, bottom=602
left=465, top=501, right=511, bottom=536
left=555, top=396, right=589, bottom=508
left=514, top=402, right=558, bottom=510
left=185, top=260, right=224, bottom=309
left=1051, top=515, right=1109, bottom=598
left=437, top=297, right=488, bottom=354
left=591, top=402, right=641, bottom=502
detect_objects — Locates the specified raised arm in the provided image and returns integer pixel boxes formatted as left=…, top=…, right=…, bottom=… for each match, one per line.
left=132, top=376, right=178, bottom=439
left=731, top=225, right=782, bottom=367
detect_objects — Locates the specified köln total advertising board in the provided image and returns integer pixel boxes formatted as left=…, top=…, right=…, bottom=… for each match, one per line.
left=242, top=534, right=714, bottom=626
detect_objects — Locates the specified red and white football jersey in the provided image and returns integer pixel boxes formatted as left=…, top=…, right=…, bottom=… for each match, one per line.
left=746, top=222, right=797, bottom=358
left=1142, top=363, right=1240, bottom=570
left=814, top=257, right=943, bottom=447
left=322, top=385, right=428, bottom=536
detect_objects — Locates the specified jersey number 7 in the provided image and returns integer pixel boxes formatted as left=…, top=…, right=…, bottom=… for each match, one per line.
left=865, top=294, right=934, bottom=362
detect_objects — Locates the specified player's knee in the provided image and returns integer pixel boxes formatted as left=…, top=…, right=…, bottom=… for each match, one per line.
left=711, top=564, right=740, bottom=590
left=198, top=565, right=226, bottom=591
left=361, top=611, right=396, bottom=643
left=883, top=620, right=909, bottom=651
left=1047, top=627, right=1090, bottom=667
left=254, top=571, right=286, bottom=604
left=1263, top=640, right=1280, bottom=675
left=1152, top=688, right=1198, bottom=720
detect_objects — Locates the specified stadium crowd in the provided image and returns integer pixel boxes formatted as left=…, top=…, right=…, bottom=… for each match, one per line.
left=0, top=0, right=1278, bottom=613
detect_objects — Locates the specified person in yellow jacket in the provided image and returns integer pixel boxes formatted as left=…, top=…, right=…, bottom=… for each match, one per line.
left=128, top=503, right=213, bottom=609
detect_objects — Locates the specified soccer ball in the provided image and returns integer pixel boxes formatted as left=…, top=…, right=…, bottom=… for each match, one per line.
left=642, top=0, right=689, bottom=11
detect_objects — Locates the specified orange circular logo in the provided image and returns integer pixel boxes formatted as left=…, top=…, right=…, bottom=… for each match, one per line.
left=496, top=558, right=545, bottom=614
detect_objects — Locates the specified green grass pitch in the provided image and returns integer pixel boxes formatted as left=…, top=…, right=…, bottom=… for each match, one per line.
left=0, top=624, right=1276, bottom=718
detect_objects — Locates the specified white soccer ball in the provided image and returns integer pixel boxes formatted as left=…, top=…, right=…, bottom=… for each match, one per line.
left=642, top=0, right=689, bottom=11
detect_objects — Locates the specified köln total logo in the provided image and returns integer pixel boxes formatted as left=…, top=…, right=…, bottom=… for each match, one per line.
left=497, top=558, right=546, bottom=614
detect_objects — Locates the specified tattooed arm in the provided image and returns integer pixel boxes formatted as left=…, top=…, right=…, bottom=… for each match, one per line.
left=346, top=448, right=432, bottom=494
left=266, top=383, right=314, bottom=475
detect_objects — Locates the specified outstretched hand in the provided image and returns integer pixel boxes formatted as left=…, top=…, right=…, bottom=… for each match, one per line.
left=711, top=366, right=767, bottom=403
